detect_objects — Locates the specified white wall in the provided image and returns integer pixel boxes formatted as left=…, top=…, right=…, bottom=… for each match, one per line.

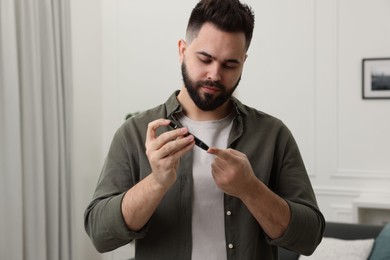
left=70, top=0, right=104, bottom=259
left=310, top=0, right=390, bottom=223
left=71, top=0, right=390, bottom=258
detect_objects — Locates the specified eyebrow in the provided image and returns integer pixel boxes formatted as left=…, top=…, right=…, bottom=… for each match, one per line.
left=196, top=51, right=242, bottom=64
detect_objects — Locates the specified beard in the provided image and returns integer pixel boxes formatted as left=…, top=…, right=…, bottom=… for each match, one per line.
left=181, top=62, right=241, bottom=111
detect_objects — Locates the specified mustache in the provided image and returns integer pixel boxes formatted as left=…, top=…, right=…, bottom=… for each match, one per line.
left=196, top=80, right=225, bottom=90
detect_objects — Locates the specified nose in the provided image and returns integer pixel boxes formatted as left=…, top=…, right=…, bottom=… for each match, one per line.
left=206, top=63, right=222, bottom=82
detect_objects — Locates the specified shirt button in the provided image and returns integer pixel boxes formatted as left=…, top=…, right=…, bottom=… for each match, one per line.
left=228, top=243, right=234, bottom=249
left=226, top=211, right=232, bottom=216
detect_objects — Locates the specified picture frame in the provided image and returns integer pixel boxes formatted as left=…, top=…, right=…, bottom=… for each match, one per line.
left=362, top=58, right=390, bottom=99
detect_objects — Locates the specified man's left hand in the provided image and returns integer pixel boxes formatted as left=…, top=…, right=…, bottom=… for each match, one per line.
left=208, top=147, right=257, bottom=198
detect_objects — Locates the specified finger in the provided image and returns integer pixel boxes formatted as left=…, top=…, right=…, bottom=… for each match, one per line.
left=157, top=134, right=194, bottom=158
left=225, top=148, right=243, bottom=156
left=211, top=157, right=225, bottom=173
left=145, top=119, right=171, bottom=144
left=207, top=147, right=232, bottom=160
left=168, top=137, right=195, bottom=160
left=148, top=126, right=189, bottom=152
left=207, top=147, right=221, bottom=155
left=209, top=147, right=244, bottom=160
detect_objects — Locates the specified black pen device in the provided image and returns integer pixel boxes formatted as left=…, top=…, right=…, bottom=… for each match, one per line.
left=168, top=121, right=209, bottom=151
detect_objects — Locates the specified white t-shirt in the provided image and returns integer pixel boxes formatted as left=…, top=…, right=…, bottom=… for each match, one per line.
left=179, top=113, right=235, bottom=260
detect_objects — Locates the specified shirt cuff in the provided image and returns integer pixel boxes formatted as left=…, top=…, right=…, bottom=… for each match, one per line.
left=104, top=192, right=149, bottom=240
left=268, top=200, right=324, bottom=255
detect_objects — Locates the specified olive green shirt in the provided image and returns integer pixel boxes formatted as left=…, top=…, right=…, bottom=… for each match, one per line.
left=84, top=91, right=325, bottom=259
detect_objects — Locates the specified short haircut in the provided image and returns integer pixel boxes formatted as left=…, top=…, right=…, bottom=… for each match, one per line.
left=186, top=0, right=255, bottom=50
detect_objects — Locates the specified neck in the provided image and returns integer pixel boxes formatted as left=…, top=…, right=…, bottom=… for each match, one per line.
left=177, top=86, right=233, bottom=121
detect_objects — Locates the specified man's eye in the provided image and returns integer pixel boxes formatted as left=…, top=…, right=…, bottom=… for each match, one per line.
left=223, top=63, right=237, bottom=69
left=200, top=58, right=212, bottom=64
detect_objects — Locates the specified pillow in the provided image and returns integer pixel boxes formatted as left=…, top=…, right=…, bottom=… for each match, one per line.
left=369, top=223, right=390, bottom=260
left=298, top=237, right=375, bottom=260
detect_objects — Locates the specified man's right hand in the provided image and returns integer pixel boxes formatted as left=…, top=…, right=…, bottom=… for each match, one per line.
left=145, top=118, right=195, bottom=189
left=121, top=118, right=194, bottom=231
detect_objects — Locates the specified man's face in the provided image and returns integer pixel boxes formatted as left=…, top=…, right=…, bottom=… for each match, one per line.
left=179, top=23, right=247, bottom=111
left=181, top=62, right=241, bottom=111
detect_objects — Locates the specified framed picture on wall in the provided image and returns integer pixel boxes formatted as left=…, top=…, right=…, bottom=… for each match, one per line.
left=362, top=58, right=390, bottom=99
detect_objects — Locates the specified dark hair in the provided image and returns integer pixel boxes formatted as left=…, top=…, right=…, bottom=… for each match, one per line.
left=186, top=0, right=255, bottom=50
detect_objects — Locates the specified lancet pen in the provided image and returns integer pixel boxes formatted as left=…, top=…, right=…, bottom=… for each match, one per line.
left=168, top=121, right=209, bottom=151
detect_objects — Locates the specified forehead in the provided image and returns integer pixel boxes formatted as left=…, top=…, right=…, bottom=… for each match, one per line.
left=187, top=23, right=247, bottom=59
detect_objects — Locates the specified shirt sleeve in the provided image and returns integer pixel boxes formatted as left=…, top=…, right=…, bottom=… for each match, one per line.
left=269, top=200, right=325, bottom=255
left=267, top=125, right=325, bottom=255
left=84, top=125, right=149, bottom=253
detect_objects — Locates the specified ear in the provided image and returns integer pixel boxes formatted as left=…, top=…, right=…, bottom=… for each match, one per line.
left=178, top=39, right=187, bottom=63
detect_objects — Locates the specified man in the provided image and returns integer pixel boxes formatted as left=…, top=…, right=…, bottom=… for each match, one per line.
left=84, top=0, right=325, bottom=259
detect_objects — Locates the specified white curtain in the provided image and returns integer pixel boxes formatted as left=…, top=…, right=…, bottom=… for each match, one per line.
left=0, top=0, right=73, bottom=259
